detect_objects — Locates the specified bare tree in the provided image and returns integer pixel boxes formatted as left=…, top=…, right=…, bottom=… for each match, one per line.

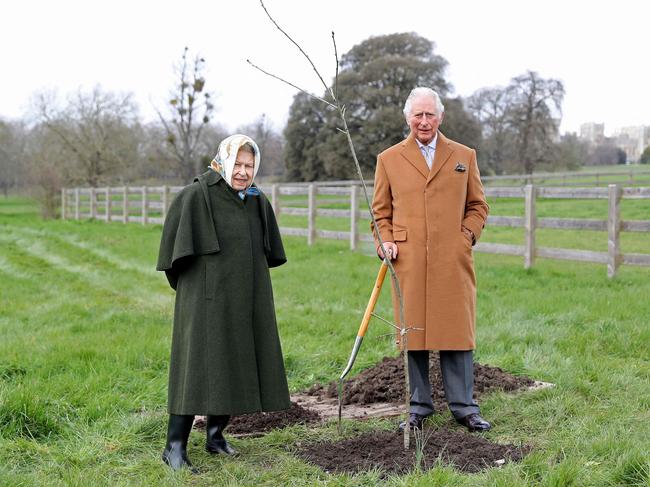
left=467, top=87, right=513, bottom=175
left=23, top=124, right=68, bottom=218
left=469, top=72, right=564, bottom=175
left=134, top=121, right=225, bottom=184
left=237, top=114, right=285, bottom=179
left=507, top=71, right=564, bottom=174
left=157, top=47, right=215, bottom=183
left=0, top=119, right=27, bottom=197
left=33, top=87, right=141, bottom=187
left=555, top=133, right=589, bottom=171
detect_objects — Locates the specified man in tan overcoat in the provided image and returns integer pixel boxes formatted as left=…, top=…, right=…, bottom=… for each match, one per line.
left=371, top=87, right=491, bottom=432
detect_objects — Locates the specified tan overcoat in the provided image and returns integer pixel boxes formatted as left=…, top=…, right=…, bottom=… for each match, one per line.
left=372, top=132, right=489, bottom=350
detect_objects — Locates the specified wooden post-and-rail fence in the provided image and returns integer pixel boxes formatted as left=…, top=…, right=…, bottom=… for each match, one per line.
left=477, top=184, right=650, bottom=278
left=62, top=183, right=650, bottom=278
left=61, top=185, right=182, bottom=225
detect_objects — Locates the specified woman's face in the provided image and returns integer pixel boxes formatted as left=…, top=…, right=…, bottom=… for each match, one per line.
left=231, top=148, right=255, bottom=190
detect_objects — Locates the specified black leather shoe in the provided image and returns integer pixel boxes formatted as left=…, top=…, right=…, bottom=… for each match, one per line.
left=398, top=413, right=429, bottom=432
left=162, top=414, right=198, bottom=472
left=457, top=413, right=491, bottom=432
left=205, top=415, right=238, bottom=456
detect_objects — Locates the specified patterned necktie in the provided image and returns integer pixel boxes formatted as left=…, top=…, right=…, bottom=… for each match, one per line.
left=422, top=145, right=433, bottom=169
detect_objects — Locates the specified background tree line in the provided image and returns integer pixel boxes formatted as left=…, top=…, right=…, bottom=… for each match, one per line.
left=0, top=47, right=284, bottom=216
left=1, top=36, right=645, bottom=217
left=283, top=32, right=642, bottom=181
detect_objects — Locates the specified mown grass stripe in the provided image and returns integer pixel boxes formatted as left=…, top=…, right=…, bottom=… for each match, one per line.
left=0, top=230, right=171, bottom=310
left=4, top=225, right=157, bottom=277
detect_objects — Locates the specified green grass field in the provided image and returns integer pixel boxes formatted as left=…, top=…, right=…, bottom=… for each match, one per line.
left=1, top=197, right=649, bottom=486
left=482, top=164, right=650, bottom=187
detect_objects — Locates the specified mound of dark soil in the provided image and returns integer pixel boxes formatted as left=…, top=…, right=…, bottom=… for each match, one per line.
left=296, top=427, right=527, bottom=475
left=223, top=402, right=321, bottom=435
left=307, top=355, right=535, bottom=412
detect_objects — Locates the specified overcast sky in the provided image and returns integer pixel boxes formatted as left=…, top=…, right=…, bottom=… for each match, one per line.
left=2, top=0, right=648, bottom=136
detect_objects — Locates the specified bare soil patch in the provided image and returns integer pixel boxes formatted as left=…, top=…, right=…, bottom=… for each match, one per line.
left=306, top=354, right=536, bottom=413
left=228, top=402, right=321, bottom=435
left=194, top=402, right=321, bottom=437
left=296, top=427, right=527, bottom=475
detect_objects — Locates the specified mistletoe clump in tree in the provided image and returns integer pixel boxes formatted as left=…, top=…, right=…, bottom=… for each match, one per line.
left=158, top=47, right=217, bottom=183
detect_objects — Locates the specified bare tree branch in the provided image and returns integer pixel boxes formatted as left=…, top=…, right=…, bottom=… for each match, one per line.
left=370, top=312, right=423, bottom=334
left=332, top=31, right=339, bottom=101
left=370, top=312, right=401, bottom=331
left=246, top=60, right=337, bottom=109
left=259, top=0, right=332, bottom=96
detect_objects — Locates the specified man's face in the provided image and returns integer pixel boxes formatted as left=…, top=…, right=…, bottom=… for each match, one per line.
left=407, top=95, right=443, bottom=145
left=231, top=148, right=255, bottom=190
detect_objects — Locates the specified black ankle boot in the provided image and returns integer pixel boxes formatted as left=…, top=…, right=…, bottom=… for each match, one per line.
left=205, top=415, right=237, bottom=456
left=162, top=414, right=197, bottom=472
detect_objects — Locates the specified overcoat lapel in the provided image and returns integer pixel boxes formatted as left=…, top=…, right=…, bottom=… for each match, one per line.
left=426, top=131, right=454, bottom=184
left=400, top=134, right=429, bottom=179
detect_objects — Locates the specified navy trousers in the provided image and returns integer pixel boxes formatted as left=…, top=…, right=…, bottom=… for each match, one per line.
left=408, top=350, right=479, bottom=420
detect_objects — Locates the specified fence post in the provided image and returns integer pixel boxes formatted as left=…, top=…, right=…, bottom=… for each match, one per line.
left=142, top=186, right=148, bottom=225
left=308, top=184, right=316, bottom=245
left=105, top=188, right=111, bottom=222
left=162, top=185, right=170, bottom=222
left=90, top=187, right=96, bottom=219
left=607, top=184, right=622, bottom=278
left=271, top=184, right=280, bottom=216
left=74, top=188, right=80, bottom=220
left=350, top=185, right=358, bottom=250
left=524, top=184, right=536, bottom=269
left=123, top=187, right=129, bottom=223
left=61, top=188, right=66, bottom=220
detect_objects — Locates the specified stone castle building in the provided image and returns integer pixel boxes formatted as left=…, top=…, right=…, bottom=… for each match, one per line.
left=579, top=122, right=649, bottom=162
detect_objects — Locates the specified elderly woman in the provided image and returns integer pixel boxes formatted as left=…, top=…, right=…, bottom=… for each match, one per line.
left=156, top=134, right=290, bottom=471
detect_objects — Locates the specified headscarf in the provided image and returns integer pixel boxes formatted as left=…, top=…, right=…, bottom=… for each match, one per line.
left=210, top=134, right=261, bottom=193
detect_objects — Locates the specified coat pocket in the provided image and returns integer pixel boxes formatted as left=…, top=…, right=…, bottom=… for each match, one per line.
left=393, top=229, right=407, bottom=242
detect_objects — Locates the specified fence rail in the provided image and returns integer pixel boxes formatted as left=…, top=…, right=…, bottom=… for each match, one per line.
left=482, top=168, right=650, bottom=186
left=62, top=182, right=650, bottom=278
left=261, top=168, right=650, bottom=188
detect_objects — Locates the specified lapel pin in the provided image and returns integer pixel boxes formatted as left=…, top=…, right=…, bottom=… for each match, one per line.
left=454, top=163, right=466, bottom=172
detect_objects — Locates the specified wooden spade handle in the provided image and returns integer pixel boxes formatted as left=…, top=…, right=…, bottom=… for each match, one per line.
left=357, top=261, right=388, bottom=338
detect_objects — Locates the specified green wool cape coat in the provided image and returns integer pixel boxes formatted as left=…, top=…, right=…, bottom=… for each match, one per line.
left=156, top=169, right=290, bottom=416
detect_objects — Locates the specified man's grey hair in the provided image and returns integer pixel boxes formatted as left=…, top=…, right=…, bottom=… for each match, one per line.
left=403, top=87, right=445, bottom=120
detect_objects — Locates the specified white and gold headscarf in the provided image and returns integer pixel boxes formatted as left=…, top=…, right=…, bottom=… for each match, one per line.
left=210, top=134, right=261, bottom=190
